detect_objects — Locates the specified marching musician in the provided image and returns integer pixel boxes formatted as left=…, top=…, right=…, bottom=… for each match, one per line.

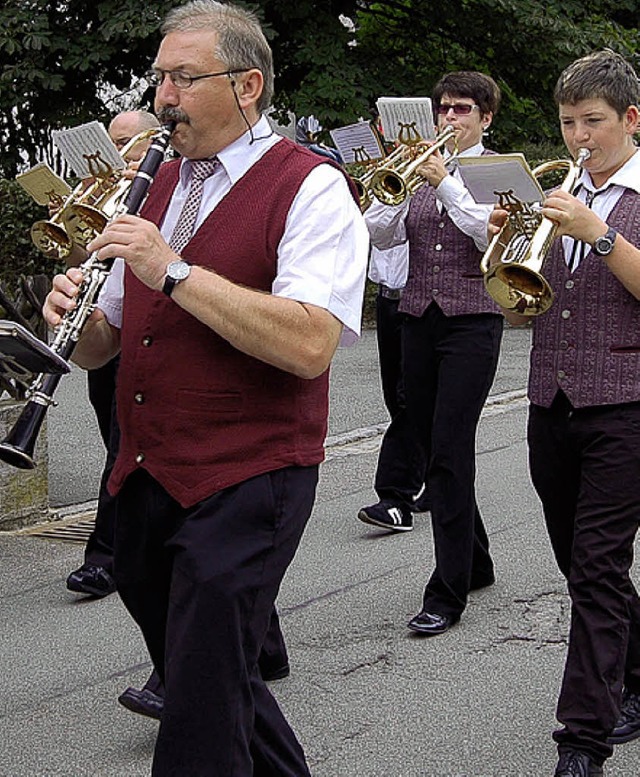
left=490, top=50, right=640, bottom=777
left=65, top=110, right=161, bottom=602
left=43, top=1, right=368, bottom=774
left=360, top=72, right=503, bottom=637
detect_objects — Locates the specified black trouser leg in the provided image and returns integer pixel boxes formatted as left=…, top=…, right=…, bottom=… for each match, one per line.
left=529, top=396, right=640, bottom=764
left=402, top=305, right=502, bottom=619
left=83, top=357, right=120, bottom=573
left=114, top=467, right=315, bottom=777
left=374, top=293, right=428, bottom=505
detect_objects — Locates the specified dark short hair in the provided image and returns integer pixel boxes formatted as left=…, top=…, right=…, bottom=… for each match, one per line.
left=554, top=49, right=640, bottom=116
left=432, top=71, right=501, bottom=116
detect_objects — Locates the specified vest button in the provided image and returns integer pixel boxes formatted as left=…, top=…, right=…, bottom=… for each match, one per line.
left=438, top=222, right=445, bottom=229
left=433, top=265, right=441, bottom=273
left=557, top=370, right=566, bottom=379
left=432, top=288, right=439, bottom=295
left=561, top=309, right=571, bottom=319
left=142, top=335, right=153, bottom=347
left=559, top=340, right=569, bottom=351
left=565, top=280, right=575, bottom=290
left=134, top=392, right=144, bottom=404
left=435, top=243, right=443, bottom=251
left=135, top=453, right=145, bottom=464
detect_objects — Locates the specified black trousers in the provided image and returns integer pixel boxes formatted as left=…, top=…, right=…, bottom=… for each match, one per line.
left=528, top=393, right=640, bottom=764
left=113, top=466, right=317, bottom=777
left=397, top=303, right=503, bottom=618
left=84, top=357, right=120, bottom=572
left=374, top=292, right=427, bottom=502
left=375, top=290, right=404, bottom=419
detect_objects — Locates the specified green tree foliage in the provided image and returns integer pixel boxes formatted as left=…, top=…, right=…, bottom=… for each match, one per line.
left=351, top=0, right=639, bottom=151
left=0, top=0, right=638, bottom=281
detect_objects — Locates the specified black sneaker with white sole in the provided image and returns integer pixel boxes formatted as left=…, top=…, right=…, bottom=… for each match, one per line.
left=358, top=501, right=413, bottom=532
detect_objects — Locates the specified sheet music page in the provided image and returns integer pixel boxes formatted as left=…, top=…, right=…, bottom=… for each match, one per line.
left=457, top=153, right=545, bottom=204
left=376, top=97, right=435, bottom=143
left=15, top=163, right=72, bottom=206
left=51, top=120, right=124, bottom=180
left=329, top=122, right=384, bottom=165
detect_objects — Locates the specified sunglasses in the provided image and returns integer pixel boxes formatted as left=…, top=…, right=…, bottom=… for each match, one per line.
left=436, top=103, right=479, bottom=116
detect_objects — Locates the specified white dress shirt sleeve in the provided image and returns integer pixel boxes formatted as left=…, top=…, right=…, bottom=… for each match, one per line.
left=273, top=163, right=370, bottom=345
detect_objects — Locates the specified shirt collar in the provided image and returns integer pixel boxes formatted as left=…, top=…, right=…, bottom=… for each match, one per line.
left=578, top=147, right=640, bottom=196
left=178, top=115, right=281, bottom=187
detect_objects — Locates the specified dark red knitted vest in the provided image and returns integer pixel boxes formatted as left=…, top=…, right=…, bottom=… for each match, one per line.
left=109, top=139, right=331, bottom=506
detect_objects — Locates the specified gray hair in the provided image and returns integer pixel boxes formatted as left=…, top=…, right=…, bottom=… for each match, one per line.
left=554, top=50, right=640, bottom=116
left=161, top=0, right=274, bottom=113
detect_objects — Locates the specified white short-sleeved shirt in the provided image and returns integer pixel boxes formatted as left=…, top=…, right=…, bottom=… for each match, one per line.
left=98, top=115, right=370, bottom=345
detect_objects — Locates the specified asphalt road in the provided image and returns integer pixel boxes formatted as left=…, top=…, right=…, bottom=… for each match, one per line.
left=1, top=326, right=639, bottom=776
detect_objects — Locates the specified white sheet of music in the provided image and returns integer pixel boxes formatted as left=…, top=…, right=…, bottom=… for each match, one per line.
left=457, top=153, right=545, bottom=204
left=51, top=120, right=124, bottom=180
left=376, top=97, right=436, bottom=143
left=329, top=122, right=384, bottom=165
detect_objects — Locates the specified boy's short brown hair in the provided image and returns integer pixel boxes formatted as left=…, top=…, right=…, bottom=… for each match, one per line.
left=554, top=49, right=640, bottom=116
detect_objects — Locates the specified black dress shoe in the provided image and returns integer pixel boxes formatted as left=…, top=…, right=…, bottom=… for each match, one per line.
left=66, top=563, right=116, bottom=598
left=260, top=662, right=290, bottom=682
left=407, top=610, right=458, bottom=636
left=554, top=748, right=603, bottom=776
left=608, top=688, right=640, bottom=744
left=118, top=686, right=164, bottom=720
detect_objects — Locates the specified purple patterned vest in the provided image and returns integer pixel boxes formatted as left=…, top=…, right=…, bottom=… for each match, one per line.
left=529, top=189, right=640, bottom=408
left=399, top=152, right=502, bottom=318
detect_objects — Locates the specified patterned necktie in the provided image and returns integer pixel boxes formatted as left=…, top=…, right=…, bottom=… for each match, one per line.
left=169, top=158, right=220, bottom=253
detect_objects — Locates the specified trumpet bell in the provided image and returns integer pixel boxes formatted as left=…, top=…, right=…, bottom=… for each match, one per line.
left=30, top=220, right=72, bottom=259
left=369, top=167, right=407, bottom=207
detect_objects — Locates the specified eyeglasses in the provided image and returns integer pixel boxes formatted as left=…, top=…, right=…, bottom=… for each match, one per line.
left=145, top=67, right=250, bottom=89
left=436, top=103, right=479, bottom=116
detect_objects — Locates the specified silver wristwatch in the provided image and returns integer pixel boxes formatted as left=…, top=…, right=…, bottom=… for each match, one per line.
left=592, top=227, right=617, bottom=257
left=162, top=260, right=191, bottom=297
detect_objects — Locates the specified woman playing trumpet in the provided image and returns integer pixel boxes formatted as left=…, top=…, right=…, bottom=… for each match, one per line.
left=358, top=71, right=504, bottom=638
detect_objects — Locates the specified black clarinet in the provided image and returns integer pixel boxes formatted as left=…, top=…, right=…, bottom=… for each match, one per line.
left=0, top=121, right=176, bottom=469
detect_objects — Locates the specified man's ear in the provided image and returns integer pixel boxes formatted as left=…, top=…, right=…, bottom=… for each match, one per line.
left=235, top=69, right=263, bottom=109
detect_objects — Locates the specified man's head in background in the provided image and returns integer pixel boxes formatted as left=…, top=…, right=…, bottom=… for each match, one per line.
left=108, top=110, right=160, bottom=161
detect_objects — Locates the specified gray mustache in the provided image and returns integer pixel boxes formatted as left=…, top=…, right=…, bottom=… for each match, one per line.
left=158, top=107, right=189, bottom=125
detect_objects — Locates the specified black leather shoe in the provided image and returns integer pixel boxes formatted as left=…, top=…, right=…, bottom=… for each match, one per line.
left=608, top=688, right=640, bottom=744
left=118, top=686, right=164, bottom=720
left=260, top=662, right=290, bottom=682
left=407, top=610, right=458, bottom=636
left=554, top=749, right=603, bottom=776
left=66, top=563, right=116, bottom=598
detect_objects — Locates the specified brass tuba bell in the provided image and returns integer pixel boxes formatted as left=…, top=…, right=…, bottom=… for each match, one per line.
left=480, top=148, right=591, bottom=316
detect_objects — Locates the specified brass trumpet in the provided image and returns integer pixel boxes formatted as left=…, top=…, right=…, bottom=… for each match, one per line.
left=30, top=181, right=87, bottom=260
left=65, top=128, right=160, bottom=247
left=370, top=125, right=458, bottom=206
left=480, top=147, right=591, bottom=316
left=29, top=128, right=160, bottom=258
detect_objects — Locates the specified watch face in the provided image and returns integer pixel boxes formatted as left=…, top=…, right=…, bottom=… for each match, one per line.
left=168, top=261, right=191, bottom=280
left=593, top=228, right=616, bottom=256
